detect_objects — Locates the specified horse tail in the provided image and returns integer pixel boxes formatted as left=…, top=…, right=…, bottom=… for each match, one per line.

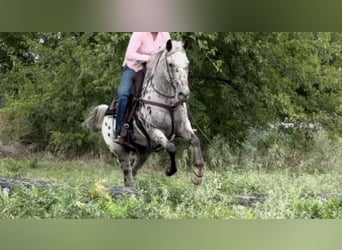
left=82, top=104, right=108, bottom=132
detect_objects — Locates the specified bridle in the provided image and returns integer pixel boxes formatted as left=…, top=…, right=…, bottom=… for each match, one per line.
left=147, top=48, right=186, bottom=99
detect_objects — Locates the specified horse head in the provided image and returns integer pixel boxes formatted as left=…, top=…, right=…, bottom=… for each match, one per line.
left=165, top=40, right=190, bottom=102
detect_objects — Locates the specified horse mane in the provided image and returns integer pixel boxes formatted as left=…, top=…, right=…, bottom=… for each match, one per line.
left=145, top=45, right=165, bottom=79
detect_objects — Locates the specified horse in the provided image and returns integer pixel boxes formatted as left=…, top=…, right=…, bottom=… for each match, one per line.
left=83, top=40, right=204, bottom=187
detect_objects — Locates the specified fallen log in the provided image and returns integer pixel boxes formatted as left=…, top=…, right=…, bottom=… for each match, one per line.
left=234, top=194, right=265, bottom=206
left=107, top=186, right=136, bottom=197
left=0, top=176, right=135, bottom=198
left=0, top=176, right=51, bottom=190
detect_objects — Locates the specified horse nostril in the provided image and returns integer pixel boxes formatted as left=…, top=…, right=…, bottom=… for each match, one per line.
left=178, top=92, right=188, bottom=101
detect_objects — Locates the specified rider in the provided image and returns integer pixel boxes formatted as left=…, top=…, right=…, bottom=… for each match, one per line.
left=114, top=32, right=171, bottom=144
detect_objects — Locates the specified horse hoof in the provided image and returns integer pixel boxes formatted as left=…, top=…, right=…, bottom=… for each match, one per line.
left=192, top=175, right=203, bottom=185
left=165, top=168, right=177, bottom=177
left=124, top=181, right=134, bottom=188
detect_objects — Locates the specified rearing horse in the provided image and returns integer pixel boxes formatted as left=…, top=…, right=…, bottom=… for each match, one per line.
left=83, top=40, right=204, bottom=187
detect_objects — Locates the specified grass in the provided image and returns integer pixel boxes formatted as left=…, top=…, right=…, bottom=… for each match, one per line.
left=0, top=156, right=341, bottom=219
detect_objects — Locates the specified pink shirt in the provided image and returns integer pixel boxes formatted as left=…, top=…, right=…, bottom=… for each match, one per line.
left=123, top=32, right=171, bottom=72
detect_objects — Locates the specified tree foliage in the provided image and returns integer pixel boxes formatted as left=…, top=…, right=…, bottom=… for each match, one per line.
left=0, top=32, right=341, bottom=156
left=182, top=32, right=342, bottom=143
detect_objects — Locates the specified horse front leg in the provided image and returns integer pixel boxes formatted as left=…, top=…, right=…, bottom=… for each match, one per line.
left=189, top=133, right=204, bottom=185
left=178, top=127, right=205, bottom=185
left=149, top=129, right=177, bottom=176
left=165, top=148, right=177, bottom=176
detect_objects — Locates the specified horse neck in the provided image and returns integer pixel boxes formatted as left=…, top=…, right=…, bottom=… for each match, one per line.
left=141, top=54, right=176, bottom=103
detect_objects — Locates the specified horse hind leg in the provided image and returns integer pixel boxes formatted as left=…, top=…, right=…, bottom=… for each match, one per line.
left=190, top=133, right=204, bottom=185
left=131, top=147, right=150, bottom=179
left=115, top=148, right=134, bottom=187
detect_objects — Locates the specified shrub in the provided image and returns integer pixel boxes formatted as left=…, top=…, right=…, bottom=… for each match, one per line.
left=294, top=197, right=342, bottom=219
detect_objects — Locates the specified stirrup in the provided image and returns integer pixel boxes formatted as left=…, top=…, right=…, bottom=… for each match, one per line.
left=114, top=135, right=124, bottom=144
left=114, top=136, right=134, bottom=149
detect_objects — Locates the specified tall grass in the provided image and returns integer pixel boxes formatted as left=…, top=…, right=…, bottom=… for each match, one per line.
left=0, top=127, right=341, bottom=219
left=0, top=158, right=341, bottom=219
left=206, top=126, right=342, bottom=173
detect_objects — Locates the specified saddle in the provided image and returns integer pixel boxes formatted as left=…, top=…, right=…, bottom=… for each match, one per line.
left=105, top=99, right=118, bottom=117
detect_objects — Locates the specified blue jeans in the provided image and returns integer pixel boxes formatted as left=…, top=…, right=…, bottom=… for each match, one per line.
left=115, top=66, right=136, bottom=136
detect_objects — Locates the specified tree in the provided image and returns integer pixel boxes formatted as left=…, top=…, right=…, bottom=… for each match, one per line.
left=1, top=32, right=130, bottom=155
left=183, top=32, right=342, bottom=144
left=1, top=32, right=341, bottom=156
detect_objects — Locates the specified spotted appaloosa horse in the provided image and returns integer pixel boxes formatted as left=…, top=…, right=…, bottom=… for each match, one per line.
left=83, top=40, right=204, bottom=187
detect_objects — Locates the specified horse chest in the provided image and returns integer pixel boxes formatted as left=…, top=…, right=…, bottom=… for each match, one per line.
left=140, top=105, right=171, bottom=125
left=139, top=104, right=185, bottom=134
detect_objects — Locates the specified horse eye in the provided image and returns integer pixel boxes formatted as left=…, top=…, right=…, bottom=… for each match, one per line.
left=168, top=63, right=174, bottom=68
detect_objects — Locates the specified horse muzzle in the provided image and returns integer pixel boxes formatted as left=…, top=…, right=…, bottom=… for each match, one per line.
left=178, top=92, right=189, bottom=102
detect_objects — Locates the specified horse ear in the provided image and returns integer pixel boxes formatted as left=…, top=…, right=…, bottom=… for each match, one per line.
left=183, top=40, right=189, bottom=50
left=166, top=39, right=172, bottom=52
